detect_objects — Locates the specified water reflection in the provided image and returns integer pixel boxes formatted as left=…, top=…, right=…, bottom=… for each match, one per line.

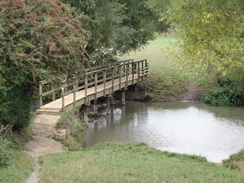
left=83, top=101, right=244, bottom=162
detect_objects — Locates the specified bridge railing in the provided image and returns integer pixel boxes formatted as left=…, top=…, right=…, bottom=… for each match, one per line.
left=39, top=59, right=148, bottom=109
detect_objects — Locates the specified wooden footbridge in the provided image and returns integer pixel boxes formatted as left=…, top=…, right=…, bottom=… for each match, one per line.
left=37, top=59, right=148, bottom=123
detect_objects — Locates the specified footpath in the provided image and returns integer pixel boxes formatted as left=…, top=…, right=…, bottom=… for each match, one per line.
left=24, top=114, right=67, bottom=183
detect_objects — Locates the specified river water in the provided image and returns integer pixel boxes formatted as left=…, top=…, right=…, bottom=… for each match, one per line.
left=83, top=101, right=244, bottom=163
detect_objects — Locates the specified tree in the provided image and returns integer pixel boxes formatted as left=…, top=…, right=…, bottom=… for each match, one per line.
left=166, top=0, right=244, bottom=89
left=62, top=0, right=160, bottom=64
left=0, top=0, right=88, bottom=129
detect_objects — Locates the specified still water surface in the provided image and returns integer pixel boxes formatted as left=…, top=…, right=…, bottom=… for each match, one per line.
left=83, top=102, right=244, bottom=162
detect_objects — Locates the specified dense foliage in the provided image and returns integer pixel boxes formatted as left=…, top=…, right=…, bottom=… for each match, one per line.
left=62, top=0, right=164, bottom=64
left=0, top=0, right=88, bottom=129
left=167, top=0, right=244, bottom=88
left=151, top=0, right=244, bottom=105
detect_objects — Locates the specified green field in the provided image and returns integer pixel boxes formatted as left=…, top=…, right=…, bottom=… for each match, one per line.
left=121, top=35, right=180, bottom=74
left=39, top=143, right=244, bottom=183
left=121, top=35, right=191, bottom=101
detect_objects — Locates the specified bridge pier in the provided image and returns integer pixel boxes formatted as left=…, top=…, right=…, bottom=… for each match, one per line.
left=83, top=105, right=89, bottom=125
left=121, top=89, right=126, bottom=106
left=93, top=100, right=98, bottom=114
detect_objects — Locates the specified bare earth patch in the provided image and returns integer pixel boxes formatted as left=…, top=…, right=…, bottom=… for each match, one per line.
left=179, top=82, right=205, bottom=102
left=24, top=114, right=68, bottom=183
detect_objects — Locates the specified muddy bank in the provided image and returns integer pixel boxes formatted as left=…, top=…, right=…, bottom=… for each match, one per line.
left=125, top=82, right=205, bottom=103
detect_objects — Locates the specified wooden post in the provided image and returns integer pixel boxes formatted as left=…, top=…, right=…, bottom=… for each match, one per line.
left=132, top=62, right=135, bottom=85
left=111, top=94, right=115, bottom=105
left=103, top=70, right=106, bottom=96
left=119, top=66, right=122, bottom=90
left=142, top=61, right=144, bottom=80
left=145, top=59, right=149, bottom=77
left=93, top=100, right=98, bottom=114
left=39, top=81, right=43, bottom=107
left=84, top=105, right=89, bottom=124
left=121, top=89, right=125, bottom=106
left=95, top=72, right=98, bottom=100
left=73, top=80, right=76, bottom=106
left=106, top=95, right=111, bottom=115
left=137, top=61, right=140, bottom=82
left=126, top=64, right=128, bottom=89
left=51, top=82, right=55, bottom=101
left=61, top=84, right=65, bottom=109
left=85, top=75, right=88, bottom=105
left=112, top=67, right=114, bottom=93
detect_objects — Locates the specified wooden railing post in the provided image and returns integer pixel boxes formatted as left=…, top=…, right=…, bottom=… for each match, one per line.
left=39, top=81, right=43, bottom=107
left=132, top=62, right=135, bottom=85
left=85, top=75, right=88, bottom=105
left=95, top=72, right=98, bottom=100
left=103, top=69, right=106, bottom=96
left=137, top=61, right=140, bottom=82
left=119, top=65, right=122, bottom=90
left=145, top=59, right=149, bottom=77
left=112, top=67, right=114, bottom=93
left=126, top=64, right=128, bottom=89
left=61, top=83, right=65, bottom=109
left=73, top=79, right=76, bottom=105
left=142, top=61, right=144, bottom=80
left=51, top=82, right=55, bottom=101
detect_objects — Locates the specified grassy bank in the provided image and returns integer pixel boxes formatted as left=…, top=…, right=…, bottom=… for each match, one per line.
left=39, top=142, right=244, bottom=183
left=0, top=113, right=35, bottom=183
left=55, top=108, right=87, bottom=151
left=121, top=35, right=195, bottom=102
left=0, top=151, right=34, bottom=183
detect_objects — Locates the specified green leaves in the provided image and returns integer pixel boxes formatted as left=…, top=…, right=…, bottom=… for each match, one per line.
left=164, top=0, right=244, bottom=89
left=0, top=0, right=88, bottom=89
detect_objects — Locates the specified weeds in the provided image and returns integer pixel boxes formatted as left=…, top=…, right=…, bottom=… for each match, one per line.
left=223, top=149, right=244, bottom=171
left=55, top=108, right=87, bottom=151
left=0, top=125, right=13, bottom=166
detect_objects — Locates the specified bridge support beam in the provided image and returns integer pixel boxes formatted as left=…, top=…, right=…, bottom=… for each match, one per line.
left=93, top=100, right=98, bottom=114
left=111, top=95, right=115, bottom=105
left=121, top=89, right=126, bottom=106
left=106, top=96, right=111, bottom=115
left=84, top=105, right=89, bottom=125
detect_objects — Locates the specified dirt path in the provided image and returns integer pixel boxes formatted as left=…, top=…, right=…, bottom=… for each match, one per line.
left=180, top=82, right=204, bottom=102
left=24, top=114, right=68, bottom=183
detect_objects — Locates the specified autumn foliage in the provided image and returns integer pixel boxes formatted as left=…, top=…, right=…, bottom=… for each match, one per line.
left=0, top=0, right=88, bottom=90
left=0, top=0, right=88, bottom=129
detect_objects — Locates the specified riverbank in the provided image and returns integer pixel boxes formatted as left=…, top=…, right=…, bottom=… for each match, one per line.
left=1, top=107, right=244, bottom=183
left=38, top=143, right=244, bottom=183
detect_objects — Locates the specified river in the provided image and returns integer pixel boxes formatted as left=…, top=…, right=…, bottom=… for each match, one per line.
left=83, top=101, right=244, bottom=163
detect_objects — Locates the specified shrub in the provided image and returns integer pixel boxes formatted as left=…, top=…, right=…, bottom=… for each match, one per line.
left=0, top=85, right=31, bottom=130
left=204, top=85, right=244, bottom=106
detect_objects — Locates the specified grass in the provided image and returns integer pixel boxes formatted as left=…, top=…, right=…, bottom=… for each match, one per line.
left=223, top=149, right=244, bottom=171
left=39, top=142, right=244, bottom=183
left=0, top=112, right=36, bottom=183
left=121, top=35, right=192, bottom=101
left=55, top=108, right=87, bottom=151
left=0, top=151, right=34, bottom=183
left=121, top=35, right=180, bottom=74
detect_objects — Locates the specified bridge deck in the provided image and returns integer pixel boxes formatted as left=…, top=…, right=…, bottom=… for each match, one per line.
left=37, top=75, right=138, bottom=114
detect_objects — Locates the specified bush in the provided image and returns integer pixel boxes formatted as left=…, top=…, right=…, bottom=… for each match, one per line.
left=204, top=85, right=244, bottom=106
left=0, top=85, right=32, bottom=130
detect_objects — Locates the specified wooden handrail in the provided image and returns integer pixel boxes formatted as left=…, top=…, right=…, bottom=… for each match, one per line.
left=39, top=59, right=148, bottom=109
